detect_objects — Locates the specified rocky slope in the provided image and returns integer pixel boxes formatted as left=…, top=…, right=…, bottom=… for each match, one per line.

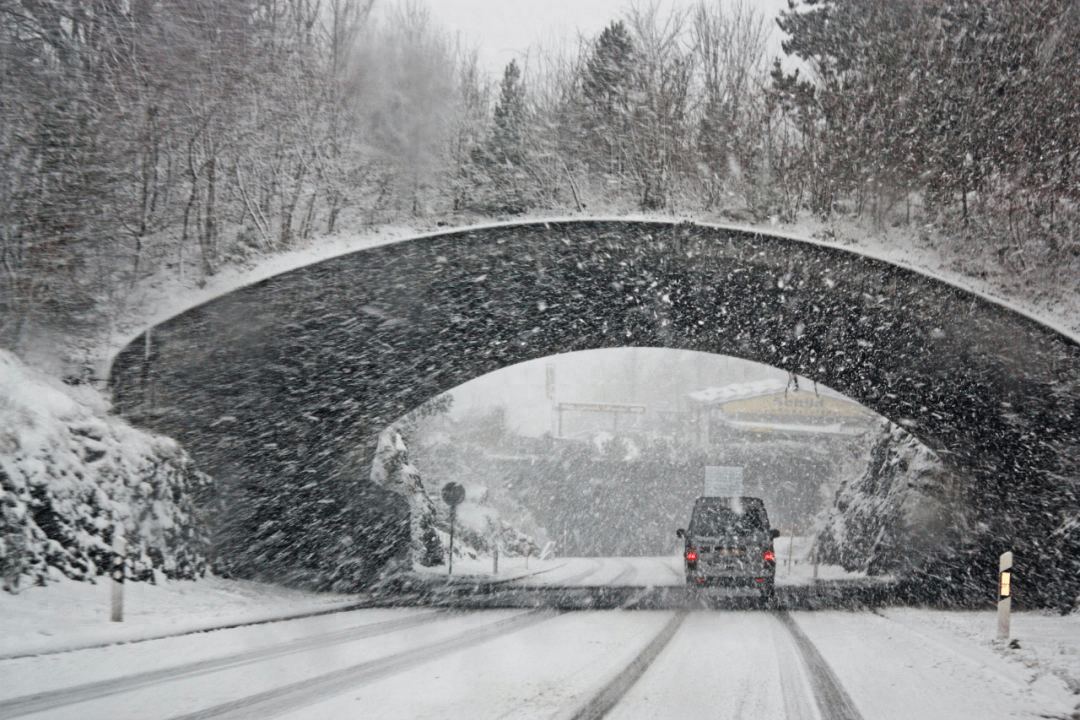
left=814, top=420, right=966, bottom=577
left=0, top=351, right=209, bottom=592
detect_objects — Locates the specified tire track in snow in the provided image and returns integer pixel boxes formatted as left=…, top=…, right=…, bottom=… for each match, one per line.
left=516, top=558, right=605, bottom=587
left=567, top=611, right=688, bottom=720
left=777, top=611, right=864, bottom=720
left=771, top=612, right=824, bottom=720
left=0, top=610, right=449, bottom=720
left=162, top=609, right=557, bottom=720
left=552, top=559, right=606, bottom=586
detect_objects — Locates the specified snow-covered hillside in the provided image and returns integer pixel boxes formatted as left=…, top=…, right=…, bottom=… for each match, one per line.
left=814, top=420, right=964, bottom=576
left=0, top=351, right=209, bottom=592
left=370, top=426, right=542, bottom=573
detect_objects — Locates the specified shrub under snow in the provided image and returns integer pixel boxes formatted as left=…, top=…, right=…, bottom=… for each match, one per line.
left=0, top=350, right=210, bottom=592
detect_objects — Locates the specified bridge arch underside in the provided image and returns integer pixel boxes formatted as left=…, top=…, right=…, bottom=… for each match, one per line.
left=110, top=221, right=1080, bottom=605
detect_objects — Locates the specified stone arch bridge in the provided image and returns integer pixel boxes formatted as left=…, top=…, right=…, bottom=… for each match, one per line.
left=109, top=220, right=1080, bottom=602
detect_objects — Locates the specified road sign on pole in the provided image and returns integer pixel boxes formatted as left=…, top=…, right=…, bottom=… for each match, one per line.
left=998, top=551, right=1012, bottom=641
left=441, top=483, right=465, bottom=575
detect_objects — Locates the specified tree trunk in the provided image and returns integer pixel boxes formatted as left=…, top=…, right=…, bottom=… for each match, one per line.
left=201, top=155, right=217, bottom=276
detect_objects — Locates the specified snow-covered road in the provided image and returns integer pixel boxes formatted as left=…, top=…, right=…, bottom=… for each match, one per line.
left=3, top=601, right=1076, bottom=719
left=428, top=546, right=868, bottom=590
left=1, top=558, right=1075, bottom=719
left=505, top=556, right=682, bottom=587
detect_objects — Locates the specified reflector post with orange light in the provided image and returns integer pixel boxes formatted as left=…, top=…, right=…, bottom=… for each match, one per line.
left=997, top=551, right=1012, bottom=641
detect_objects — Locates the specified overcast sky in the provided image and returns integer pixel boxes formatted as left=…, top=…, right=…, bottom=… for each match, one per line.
left=448, top=349, right=786, bottom=436
left=421, top=0, right=791, bottom=76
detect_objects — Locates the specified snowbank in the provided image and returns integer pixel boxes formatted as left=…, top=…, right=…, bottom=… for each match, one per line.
left=878, top=607, right=1080, bottom=707
left=0, top=350, right=210, bottom=592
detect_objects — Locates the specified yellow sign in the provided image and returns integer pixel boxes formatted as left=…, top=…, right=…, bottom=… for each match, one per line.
left=1000, top=571, right=1011, bottom=597
left=722, top=392, right=868, bottom=419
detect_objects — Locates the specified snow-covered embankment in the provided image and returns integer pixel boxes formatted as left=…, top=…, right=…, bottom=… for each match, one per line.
left=0, top=350, right=209, bottom=592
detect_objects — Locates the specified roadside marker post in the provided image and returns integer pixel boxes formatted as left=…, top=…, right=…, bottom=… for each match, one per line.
left=110, top=534, right=126, bottom=623
left=787, top=527, right=795, bottom=575
left=998, top=551, right=1012, bottom=641
left=441, top=483, right=465, bottom=576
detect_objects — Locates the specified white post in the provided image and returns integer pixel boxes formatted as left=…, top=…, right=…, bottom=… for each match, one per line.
left=447, top=506, right=456, bottom=576
left=998, top=551, right=1012, bottom=641
left=787, top=527, right=795, bottom=575
left=525, top=544, right=530, bottom=570
left=110, top=534, right=126, bottom=623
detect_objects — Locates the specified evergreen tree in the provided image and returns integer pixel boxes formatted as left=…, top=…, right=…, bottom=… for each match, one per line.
left=472, top=60, right=533, bottom=213
left=491, top=60, right=527, bottom=167
left=577, top=21, right=639, bottom=186
left=583, top=21, right=637, bottom=117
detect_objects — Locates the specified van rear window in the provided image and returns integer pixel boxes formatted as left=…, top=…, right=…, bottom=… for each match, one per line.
left=690, top=504, right=766, bottom=536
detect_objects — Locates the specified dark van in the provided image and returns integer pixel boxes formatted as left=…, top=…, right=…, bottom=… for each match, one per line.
left=676, top=496, right=779, bottom=599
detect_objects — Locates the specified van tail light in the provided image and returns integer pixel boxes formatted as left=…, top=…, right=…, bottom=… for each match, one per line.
left=763, top=549, right=775, bottom=562
left=686, top=550, right=698, bottom=562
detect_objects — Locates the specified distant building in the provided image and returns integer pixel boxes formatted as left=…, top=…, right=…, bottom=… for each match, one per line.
left=680, top=378, right=875, bottom=448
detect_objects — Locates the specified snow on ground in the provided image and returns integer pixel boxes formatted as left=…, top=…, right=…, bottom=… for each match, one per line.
left=0, top=550, right=870, bottom=662
left=420, top=556, right=684, bottom=588
left=605, top=612, right=812, bottom=720
left=1, top=609, right=529, bottom=720
left=0, top=574, right=362, bottom=658
left=414, top=553, right=562, bottom=581
left=0, top=606, right=432, bottom=702
left=793, top=609, right=1080, bottom=719
left=274, top=610, right=676, bottom=720
left=774, top=536, right=881, bottom=586
left=418, top=550, right=870, bottom=589
left=880, top=607, right=1080, bottom=698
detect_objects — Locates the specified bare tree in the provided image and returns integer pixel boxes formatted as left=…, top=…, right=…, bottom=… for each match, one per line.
left=692, top=0, right=771, bottom=211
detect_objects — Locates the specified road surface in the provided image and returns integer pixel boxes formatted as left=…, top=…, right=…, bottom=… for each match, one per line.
left=0, top=558, right=1064, bottom=720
